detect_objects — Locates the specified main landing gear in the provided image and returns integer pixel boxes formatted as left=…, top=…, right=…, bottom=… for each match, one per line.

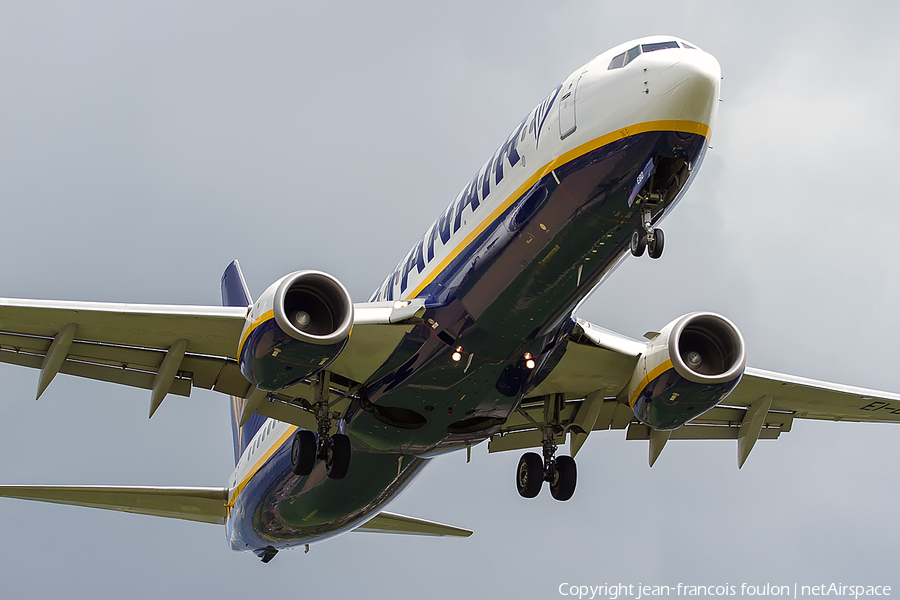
left=516, top=443, right=577, bottom=501
left=516, top=394, right=577, bottom=501
left=630, top=206, right=664, bottom=259
left=290, top=423, right=351, bottom=480
left=517, top=451, right=577, bottom=501
left=290, top=376, right=351, bottom=480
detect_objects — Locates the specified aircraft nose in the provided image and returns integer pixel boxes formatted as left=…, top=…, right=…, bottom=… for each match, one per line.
left=654, top=49, right=721, bottom=126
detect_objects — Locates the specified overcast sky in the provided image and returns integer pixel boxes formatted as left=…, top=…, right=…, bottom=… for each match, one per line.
left=1, top=2, right=899, bottom=599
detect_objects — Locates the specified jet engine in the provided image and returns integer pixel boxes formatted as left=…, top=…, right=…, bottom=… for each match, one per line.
left=238, top=270, right=354, bottom=391
left=625, top=312, right=746, bottom=430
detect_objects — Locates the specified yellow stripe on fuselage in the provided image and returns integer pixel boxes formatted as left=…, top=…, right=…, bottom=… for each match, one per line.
left=238, top=309, right=275, bottom=352
left=629, top=359, right=675, bottom=408
left=408, top=119, right=710, bottom=299
left=225, top=121, right=709, bottom=513
left=227, top=424, right=299, bottom=512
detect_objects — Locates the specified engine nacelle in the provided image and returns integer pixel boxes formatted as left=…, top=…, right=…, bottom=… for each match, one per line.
left=625, top=312, right=746, bottom=430
left=238, top=270, right=354, bottom=391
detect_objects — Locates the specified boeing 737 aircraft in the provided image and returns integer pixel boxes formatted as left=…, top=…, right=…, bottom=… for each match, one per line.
left=2, top=36, right=899, bottom=563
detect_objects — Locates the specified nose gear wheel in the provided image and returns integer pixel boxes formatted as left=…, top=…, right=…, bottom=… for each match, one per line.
left=630, top=228, right=646, bottom=257
left=648, top=228, right=664, bottom=259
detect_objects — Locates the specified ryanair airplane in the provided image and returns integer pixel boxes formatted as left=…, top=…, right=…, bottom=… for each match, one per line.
left=2, top=36, right=898, bottom=563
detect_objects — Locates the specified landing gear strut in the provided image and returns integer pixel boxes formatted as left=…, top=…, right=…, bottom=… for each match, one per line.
left=515, top=394, right=577, bottom=501
left=290, top=374, right=352, bottom=479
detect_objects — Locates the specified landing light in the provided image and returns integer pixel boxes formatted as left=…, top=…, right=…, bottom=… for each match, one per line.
left=524, top=353, right=535, bottom=370
left=452, top=347, right=463, bottom=362
left=393, top=300, right=411, bottom=309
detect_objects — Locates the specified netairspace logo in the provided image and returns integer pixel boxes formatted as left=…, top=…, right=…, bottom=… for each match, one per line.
left=557, top=584, right=892, bottom=600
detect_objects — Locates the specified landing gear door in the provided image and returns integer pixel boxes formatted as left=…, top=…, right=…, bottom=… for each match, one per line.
left=558, top=73, right=583, bottom=140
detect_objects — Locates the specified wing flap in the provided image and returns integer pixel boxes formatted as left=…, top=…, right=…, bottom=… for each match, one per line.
left=355, top=511, right=472, bottom=537
left=0, top=330, right=243, bottom=398
left=0, top=297, right=424, bottom=405
left=530, top=317, right=900, bottom=427
left=0, top=485, right=228, bottom=525
left=625, top=422, right=783, bottom=441
left=727, top=368, right=900, bottom=423
left=0, top=298, right=247, bottom=357
left=507, top=313, right=900, bottom=466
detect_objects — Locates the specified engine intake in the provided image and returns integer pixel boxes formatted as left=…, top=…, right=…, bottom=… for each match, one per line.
left=273, top=271, right=354, bottom=345
left=625, top=312, right=745, bottom=430
left=239, top=271, right=354, bottom=391
left=670, top=313, right=744, bottom=383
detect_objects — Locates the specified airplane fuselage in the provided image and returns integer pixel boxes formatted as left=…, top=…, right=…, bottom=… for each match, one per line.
left=226, top=36, right=721, bottom=553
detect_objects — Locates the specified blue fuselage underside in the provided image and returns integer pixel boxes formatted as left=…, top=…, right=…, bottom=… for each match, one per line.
left=229, top=129, right=707, bottom=551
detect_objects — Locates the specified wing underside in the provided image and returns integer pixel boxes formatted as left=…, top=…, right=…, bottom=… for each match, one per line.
left=0, top=297, right=424, bottom=423
left=3, top=295, right=897, bottom=475
left=488, top=318, right=900, bottom=467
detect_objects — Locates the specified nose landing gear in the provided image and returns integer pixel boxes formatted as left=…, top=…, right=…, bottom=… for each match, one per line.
left=628, top=154, right=693, bottom=260
left=630, top=207, right=664, bottom=259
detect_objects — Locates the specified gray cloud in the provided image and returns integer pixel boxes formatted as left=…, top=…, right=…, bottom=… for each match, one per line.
left=0, top=2, right=897, bottom=598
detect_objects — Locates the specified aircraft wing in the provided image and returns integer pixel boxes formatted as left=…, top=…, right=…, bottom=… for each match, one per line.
left=0, top=297, right=425, bottom=417
left=489, top=318, right=900, bottom=467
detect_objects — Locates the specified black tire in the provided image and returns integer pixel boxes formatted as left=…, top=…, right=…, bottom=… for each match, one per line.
left=326, top=433, right=351, bottom=480
left=291, top=430, right=317, bottom=476
left=630, top=228, right=646, bottom=257
left=516, top=452, right=544, bottom=498
left=648, top=228, right=664, bottom=259
left=550, top=455, right=577, bottom=501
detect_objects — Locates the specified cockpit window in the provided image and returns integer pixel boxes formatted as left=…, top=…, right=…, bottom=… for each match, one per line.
left=608, top=41, right=684, bottom=70
left=624, top=45, right=642, bottom=65
left=641, top=41, right=680, bottom=53
left=682, top=43, right=696, bottom=49
left=608, top=52, right=625, bottom=70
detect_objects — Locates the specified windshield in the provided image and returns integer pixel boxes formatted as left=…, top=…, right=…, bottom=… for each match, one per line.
left=608, top=40, right=681, bottom=70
